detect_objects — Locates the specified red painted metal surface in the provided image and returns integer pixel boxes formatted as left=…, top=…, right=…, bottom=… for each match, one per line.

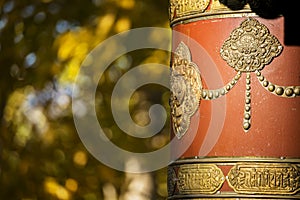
left=171, top=16, right=300, bottom=159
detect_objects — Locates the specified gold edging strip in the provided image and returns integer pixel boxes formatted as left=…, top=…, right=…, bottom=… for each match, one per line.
left=168, top=157, right=300, bottom=197
left=170, top=156, right=300, bottom=166
left=169, top=0, right=256, bottom=26
left=171, top=11, right=256, bottom=26
left=168, top=192, right=300, bottom=199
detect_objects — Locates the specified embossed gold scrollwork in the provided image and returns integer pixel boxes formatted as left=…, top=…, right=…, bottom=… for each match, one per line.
left=170, top=42, right=202, bottom=139
left=177, top=164, right=225, bottom=194
left=168, top=157, right=300, bottom=197
left=219, top=17, right=300, bottom=131
left=227, top=162, right=300, bottom=195
left=168, top=163, right=225, bottom=195
left=169, top=0, right=253, bottom=25
left=169, top=0, right=210, bottom=23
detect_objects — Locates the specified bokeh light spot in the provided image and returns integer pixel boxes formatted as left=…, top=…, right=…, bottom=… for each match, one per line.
left=73, top=151, right=88, bottom=167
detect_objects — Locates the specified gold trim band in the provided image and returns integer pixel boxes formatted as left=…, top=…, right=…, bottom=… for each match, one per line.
left=168, top=157, right=300, bottom=198
left=169, top=0, right=253, bottom=25
left=228, top=162, right=300, bottom=195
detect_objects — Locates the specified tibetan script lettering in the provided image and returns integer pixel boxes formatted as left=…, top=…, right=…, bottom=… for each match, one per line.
left=177, top=164, right=225, bottom=194
left=227, top=163, right=300, bottom=194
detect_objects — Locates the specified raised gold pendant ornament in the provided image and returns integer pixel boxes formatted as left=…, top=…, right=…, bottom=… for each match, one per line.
left=170, top=18, right=300, bottom=136
left=220, top=18, right=283, bottom=73
left=220, top=18, right=300, bottom=131
left=170, top=42, right=202, bottom=139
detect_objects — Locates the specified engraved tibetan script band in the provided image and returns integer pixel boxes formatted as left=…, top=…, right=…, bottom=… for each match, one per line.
left=228, top=163, right=300, bottom=195
left=168, top=163, right=225, bottom=196
left=168, top=157, right=300, bottom=199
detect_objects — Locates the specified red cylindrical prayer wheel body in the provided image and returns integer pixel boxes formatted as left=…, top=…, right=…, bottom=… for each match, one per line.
left=168, top=1, right=300, bottom=199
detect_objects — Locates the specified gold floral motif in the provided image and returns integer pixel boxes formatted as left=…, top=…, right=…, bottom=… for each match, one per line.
left=228, top=163, right=300, bottom=195
left=170, top=42, right=202, bottom=139
left=220, top=18, right=283, bottom=72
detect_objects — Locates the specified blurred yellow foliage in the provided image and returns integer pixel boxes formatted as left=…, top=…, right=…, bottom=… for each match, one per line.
left=115, top=17, right=131, bottom=33
left=73, top=150, right=88, bottom=167
left=118, top=0, right=135, bottom=9
left=0, top=0, right=170, bottom=199
left=95, top=13, right=116, bottom=39
left=44, top=177, right=70, bottom=200
left=65, top=178, right=78, bottom=192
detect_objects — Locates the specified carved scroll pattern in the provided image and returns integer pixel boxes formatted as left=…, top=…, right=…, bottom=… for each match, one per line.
left=228, top=163, right=300, bottom=195
left=168, top=164, right=225, bottom=195
left=170, top=42, right=202, bottom=139
left=169, top=0, right=210, bottom=22
left=168, top=158, right=300, bottom=197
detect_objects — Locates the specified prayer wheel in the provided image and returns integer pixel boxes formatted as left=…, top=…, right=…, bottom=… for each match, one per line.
left=168, top=0, right=300, bottom=199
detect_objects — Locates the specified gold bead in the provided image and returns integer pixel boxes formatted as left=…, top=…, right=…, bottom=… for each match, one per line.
left=226, top=85, right=231, bottom=91
left=208, top=91, right=213, bottom=99
left=245, top=98, right=251, bottom=104
left=243, top=122, right=251, bottom=130
left=244, top=113, right=251, bottom=120
left=275, top=87, right=284, bottom=95
left=268, top=84, right=275, bottom=92
left=202, top=91, right=207, bottom=98
left=214, top=91, right=219, bottom=98
left=221, top=89, right=226, bottom=95
left=284, top=88, right=294, bottom=97
left=245, top=106, right=251, bottom=112
left=294, top=87, right=300, bottom=96
left=263, top=81, right=269, bottom=87
left=259, top=75, right=264, bottom=81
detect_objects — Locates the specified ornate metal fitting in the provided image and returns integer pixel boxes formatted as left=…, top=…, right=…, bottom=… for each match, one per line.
left=220, top=18, right=283, bottom=73
left=170, top=42, right=202, bottom=139
left=169, top=0, right=210, bottom=24
left=168, top=157, right=300, bottom=199
left=169, top=0, right=210, bottom=20
left=219, top=18, right=300, bottom=131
